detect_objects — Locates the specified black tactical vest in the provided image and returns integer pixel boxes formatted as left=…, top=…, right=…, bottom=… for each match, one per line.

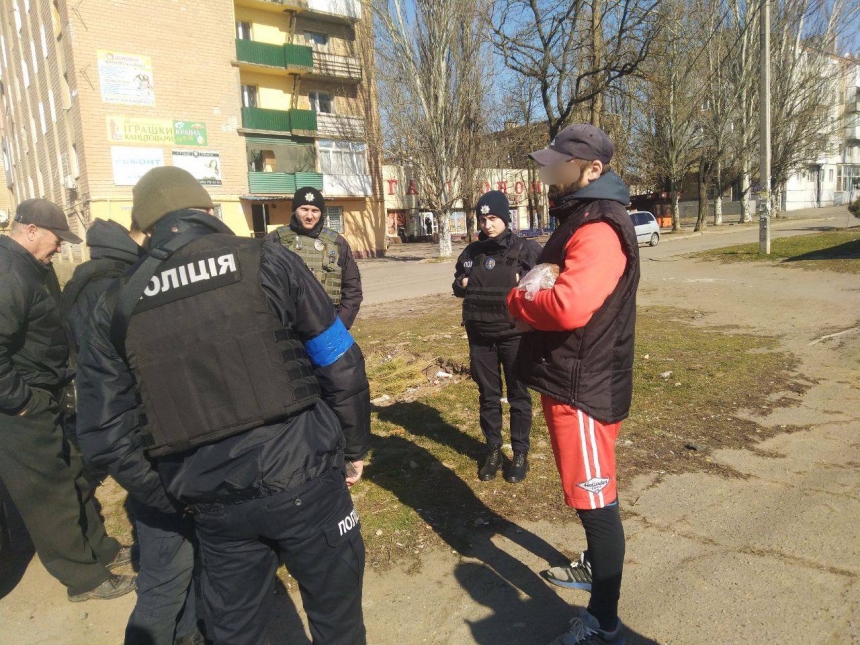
left=515, top=198, right=640, bottom=423
left=124, top=234, right=321, bottom=456
left=462, top=236, right=524, bottom=338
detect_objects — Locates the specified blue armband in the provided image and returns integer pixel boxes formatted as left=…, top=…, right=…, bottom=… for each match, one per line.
left=304, top=317, right=354, bottom=368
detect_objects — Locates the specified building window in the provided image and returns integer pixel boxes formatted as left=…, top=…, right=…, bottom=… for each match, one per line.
left=30, top=41, right=38, bottom=74
left=324, top=206, right=343, bottom=233
left=22, top=59, right=30, bottom=87
left=309, top=91, right=333, bottom=114
left=13, top=5, right=22, bottom=33
left=60, top=71, right=72, bottom=108
left=40, top=25, right=48, bottom=57
left=38, top=102, right=46, bottom=134
left=236, top=21, right=252, bottom=41
left=70, top=143, right=79, bottom=178
left=241, top=84, right=258, bottom=108
left=304, top=31, right=329, bottom=49
left=48, top=89, right=56, bottom=122
left=318, top=139, right=368, bottom=176
left=828, top=169, right=834, bottom=182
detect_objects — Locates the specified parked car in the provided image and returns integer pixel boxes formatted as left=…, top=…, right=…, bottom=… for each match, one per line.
left=629, top=210, right=660, bottom=246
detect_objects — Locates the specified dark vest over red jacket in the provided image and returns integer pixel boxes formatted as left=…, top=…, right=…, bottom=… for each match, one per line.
left=515, top=195, right=640, bottom=423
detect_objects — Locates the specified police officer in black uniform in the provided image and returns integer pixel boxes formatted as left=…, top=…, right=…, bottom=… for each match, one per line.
left=453, top=191, right=542, bottom=483
left=75, top=167, right=371, bottom=645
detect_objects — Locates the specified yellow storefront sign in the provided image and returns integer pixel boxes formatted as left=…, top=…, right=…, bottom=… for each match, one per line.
left=107, top=117, right=174, bottom=145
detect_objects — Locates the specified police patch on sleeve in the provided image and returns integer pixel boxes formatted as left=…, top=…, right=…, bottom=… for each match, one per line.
left=135, top=247, right=243, bottom=314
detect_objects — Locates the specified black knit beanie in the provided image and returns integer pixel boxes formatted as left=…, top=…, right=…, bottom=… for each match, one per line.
left=292, top=186, right=325, bottom=213
left=476, top=191, right=511, bottom=225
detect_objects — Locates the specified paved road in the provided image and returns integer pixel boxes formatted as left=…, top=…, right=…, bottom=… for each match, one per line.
left=358, top=205, right=856, bottom=308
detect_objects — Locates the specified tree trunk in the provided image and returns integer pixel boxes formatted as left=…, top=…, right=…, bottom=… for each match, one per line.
left=713, top=158, right=723, bottom=226
left=437, top=209, right=453, bottom=258
left=672, top=189, right=682, bottom=231
left=694, top=168, right=708, bottom=232
left=589, top=0, right=604, bottom=128
left=740, top=161, right=752, bottom=223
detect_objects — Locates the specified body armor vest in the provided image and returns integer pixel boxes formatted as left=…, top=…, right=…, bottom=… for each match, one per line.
left=123, top=234, right=321, bottom=456
left=276, top=227, right=342, bottom=305
left=462, top=237, right=524, bottom=336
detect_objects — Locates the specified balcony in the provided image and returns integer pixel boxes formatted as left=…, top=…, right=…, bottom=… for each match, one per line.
left=248, top=171, right=323, bottom=194
left=235, top=0, right=307, bottom=12
left=323, top=174, right=373, bottom=197
left=305, top=0, right=361, bottom=22
left=846, top=126, right=860, bottom=141
left=234, top=39, right=314, bottom=75
left=316, top=113, right=365, bottom=139
left=241, top=107, right=317, bottom=135
left=847, top=101, right=860, bottom=114
left=309, top=52, right=362, bottom=82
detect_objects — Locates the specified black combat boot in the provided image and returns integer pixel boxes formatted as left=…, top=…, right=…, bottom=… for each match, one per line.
left=505, top=451, right=529, bottom=483
left=479, top=445, right=503, bottom=481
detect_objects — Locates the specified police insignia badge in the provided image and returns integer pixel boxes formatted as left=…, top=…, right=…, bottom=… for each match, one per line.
left=485, top=257, right=496, bottom=270
left=314, top=239, right=325, bottom=251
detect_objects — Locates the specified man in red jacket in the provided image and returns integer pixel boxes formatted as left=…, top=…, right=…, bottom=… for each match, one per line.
left=507, top=124, right=640, bottom=645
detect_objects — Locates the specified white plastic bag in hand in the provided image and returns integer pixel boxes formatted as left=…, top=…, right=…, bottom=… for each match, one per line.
left=517, top=263, right=560, bottom=300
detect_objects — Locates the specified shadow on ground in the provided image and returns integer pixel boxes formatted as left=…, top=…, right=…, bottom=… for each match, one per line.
left=785, top=238, right=860, bottom=262
left=370, top=402, right=662, bottom=644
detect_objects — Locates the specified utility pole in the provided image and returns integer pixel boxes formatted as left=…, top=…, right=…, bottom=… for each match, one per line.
left=758, top=0, right=772, bottom=254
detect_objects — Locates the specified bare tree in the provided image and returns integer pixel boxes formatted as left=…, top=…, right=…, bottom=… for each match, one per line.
left=488, top=0, right=662, bottom=139
left=636, top=0, right=706, bottom=230
left=768, top=0, right=860, bottom=215
left=373, top=0, right=489, bottom=257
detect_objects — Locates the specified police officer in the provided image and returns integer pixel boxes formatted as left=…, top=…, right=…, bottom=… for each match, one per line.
left=0, top=199, right=135, bottom=602
left=63, top=218, right=202, bottom=645
left=268, top=187, right=363, bottom=329
left=75, top=167, right=371, bottom=645
left=453, top=191, right=542, bottom=483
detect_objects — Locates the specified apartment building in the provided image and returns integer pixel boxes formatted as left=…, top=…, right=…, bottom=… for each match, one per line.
left=0, top=0, right=385, bottom=279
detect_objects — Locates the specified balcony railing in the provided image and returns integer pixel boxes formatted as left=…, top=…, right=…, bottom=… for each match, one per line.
left=311, top=52, right=362, bottom=82
left=846, top=125, right=860, bottom=141
left=323, top=173, right=373, bottom=197
left=241, top=107, right=318, bottom=134
left=316, top=113, right=365, bottom=139
left=248, top=171, right=323, bottom=194
left=235, top=39, right=313, bottom=72
left=235, top=0, right=308, bottom=12
left=306, top=0, right=361, bottom=21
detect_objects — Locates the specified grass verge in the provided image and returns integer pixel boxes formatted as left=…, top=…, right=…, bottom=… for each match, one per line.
left=691, top=228, right=860, bottom=273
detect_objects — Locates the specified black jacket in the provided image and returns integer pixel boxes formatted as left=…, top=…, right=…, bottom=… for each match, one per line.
left=0, top=235, right=72, bottom=414
left=515, top=172, right=640, bottom=423
left=75, top=211, right=371, bottom=508
left=453, top=229, right=542, bottom=340
left=266, top=215, right=363, bottom=329
left=62, top=219, right=143, bottom=354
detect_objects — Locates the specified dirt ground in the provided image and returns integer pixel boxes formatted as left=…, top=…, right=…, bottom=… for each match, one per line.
left=1, top=208, right=857, bottom=645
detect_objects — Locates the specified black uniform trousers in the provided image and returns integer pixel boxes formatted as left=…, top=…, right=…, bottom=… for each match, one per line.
left=192, top=468, right=365, bottom=645
left=468, top=333, right=533, bottom=454
left=0, top=388, right=119, bottom=594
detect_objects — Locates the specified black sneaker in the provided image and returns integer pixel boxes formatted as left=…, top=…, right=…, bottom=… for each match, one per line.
left=107, top=545, right=133, bottom=570
left=543, top=551, right=592, bottom=591
left=505, top=451, right=529, bottom=483
left=68, top=573, right=137, bottom=602
left=547, top=608, right=625, bottom=645
left=479, top=446, right=503, bottom=481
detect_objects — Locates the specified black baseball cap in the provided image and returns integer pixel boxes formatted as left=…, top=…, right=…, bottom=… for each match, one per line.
left=14, top=198, right=82, bottom=244
left=529, top=124, right=614, bottom=166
